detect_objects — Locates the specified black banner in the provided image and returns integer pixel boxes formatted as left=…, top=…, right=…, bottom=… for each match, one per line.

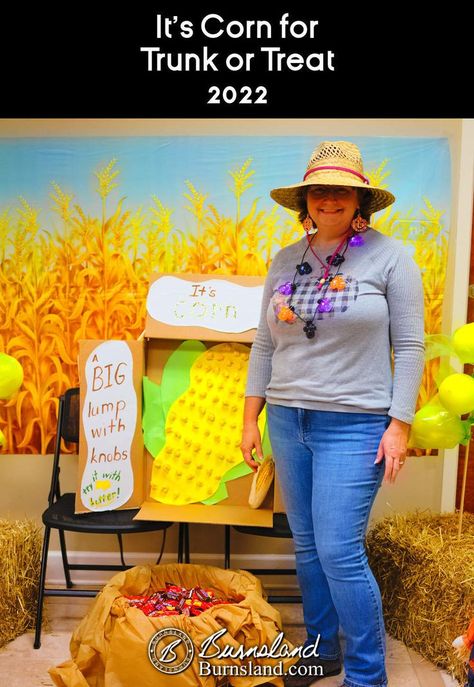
left=1, top=3, right=470, bottom=117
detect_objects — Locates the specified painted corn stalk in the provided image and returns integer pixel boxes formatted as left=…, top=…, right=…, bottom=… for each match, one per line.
left=0, top=155, right=447, bottom=453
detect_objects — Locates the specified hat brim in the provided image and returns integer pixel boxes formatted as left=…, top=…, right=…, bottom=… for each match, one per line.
left=270, top=178, right=395, bottom=216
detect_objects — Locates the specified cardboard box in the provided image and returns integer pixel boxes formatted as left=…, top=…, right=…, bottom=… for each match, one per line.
left=77, top=274, right=279, bottom=527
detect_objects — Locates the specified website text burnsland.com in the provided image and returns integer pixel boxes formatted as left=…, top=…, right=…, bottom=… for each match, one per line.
left=196, top=628, right=323, bottom=679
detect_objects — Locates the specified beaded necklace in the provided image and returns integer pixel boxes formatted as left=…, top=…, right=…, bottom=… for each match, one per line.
left=275, top=229, right=365, bottom=339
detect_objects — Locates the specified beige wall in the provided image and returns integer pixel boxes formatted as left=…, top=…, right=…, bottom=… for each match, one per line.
left=0, top=118, right=464, bottom=137
left=0, top=118, right=472, bottom=563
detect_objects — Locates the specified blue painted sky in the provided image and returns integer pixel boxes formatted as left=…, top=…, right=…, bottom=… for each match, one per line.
left=0, top=136, right=451, bottom=235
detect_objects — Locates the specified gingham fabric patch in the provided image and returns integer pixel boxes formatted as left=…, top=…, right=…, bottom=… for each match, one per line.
left=272, top=273, right=359, bottom=321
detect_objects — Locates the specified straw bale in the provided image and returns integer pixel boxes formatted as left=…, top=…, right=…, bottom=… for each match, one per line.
left=0, top=519, right=42, bottom=648
left=367, top=510, right=474, bottom=686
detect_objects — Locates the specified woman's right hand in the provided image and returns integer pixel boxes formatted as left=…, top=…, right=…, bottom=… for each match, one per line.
left=240, top=422, right=263, bottom=473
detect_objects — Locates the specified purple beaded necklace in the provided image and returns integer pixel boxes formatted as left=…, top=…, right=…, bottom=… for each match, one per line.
left=275, top=230, right=365, bottom=339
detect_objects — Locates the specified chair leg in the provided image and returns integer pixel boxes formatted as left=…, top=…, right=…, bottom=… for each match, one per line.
left=117, top=533, right=126, bottom=567
left=155, top=528, right=167, bottom=565
left=34, top=525, right=51, bottom=649
left=184, top=523, right=190, bottom=563
left=58, top=529, right=73, bottom=588
left=177, top=523, right=190, bottom=563
left=224, top=525, right=230, bottom=569
left=178, top=523, right=184, bottom=563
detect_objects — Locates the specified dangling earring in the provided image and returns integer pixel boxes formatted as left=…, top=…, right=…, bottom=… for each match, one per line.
left=303, top=214, right=314, bottom=233
left=351, top=209, right=368, bottom=233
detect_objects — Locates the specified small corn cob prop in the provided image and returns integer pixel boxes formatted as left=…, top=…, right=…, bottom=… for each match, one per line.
left=248, top=455, right=275, bottom=509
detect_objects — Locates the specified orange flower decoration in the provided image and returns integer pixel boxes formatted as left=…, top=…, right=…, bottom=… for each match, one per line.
left=277, top=306, right=296, bottom=323
left=329, top=275, right=346, bottom=291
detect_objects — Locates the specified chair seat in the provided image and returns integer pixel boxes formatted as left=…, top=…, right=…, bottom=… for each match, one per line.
left=42, top=493, right=172, bottom=534
left=233, top=512, right=292, bottom=538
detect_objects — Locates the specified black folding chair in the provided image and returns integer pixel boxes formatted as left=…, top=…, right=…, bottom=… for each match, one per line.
left=34, top=387, right=189, bottom=648
left=224, top=514, right=301, bottom=603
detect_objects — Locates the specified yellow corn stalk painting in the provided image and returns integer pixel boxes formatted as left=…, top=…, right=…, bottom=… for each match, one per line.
left=0, top=144, right=450, bottom=454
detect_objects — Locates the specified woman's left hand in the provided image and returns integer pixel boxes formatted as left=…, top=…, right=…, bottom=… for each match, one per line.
left=374, top=418, right=410, bottom=484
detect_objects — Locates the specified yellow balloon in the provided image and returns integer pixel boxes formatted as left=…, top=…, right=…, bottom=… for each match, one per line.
left=439, top=373, right=474, bottom=415
left=408, top=397, right=466, bottom=449
left=453, top=323, right=474, bottom=364
left=0, top=353, right=24, bottom=400
left=0, top=429, right=5, bottom=449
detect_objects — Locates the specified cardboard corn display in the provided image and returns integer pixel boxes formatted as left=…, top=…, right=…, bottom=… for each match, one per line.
left=150, top=342, right=265, bottom=506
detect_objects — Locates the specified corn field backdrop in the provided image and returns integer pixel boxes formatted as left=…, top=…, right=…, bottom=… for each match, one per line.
left=0, top=152, right=449, bottom=454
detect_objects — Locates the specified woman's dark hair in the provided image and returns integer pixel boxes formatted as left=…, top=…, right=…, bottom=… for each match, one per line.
left=296, top=187, right=372, bottom=226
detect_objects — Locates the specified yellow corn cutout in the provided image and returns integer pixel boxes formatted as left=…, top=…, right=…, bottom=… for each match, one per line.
left=150, top=342, right=264, bottom=505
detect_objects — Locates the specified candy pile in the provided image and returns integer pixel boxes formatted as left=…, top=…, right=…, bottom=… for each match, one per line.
left=124, top=582, right=232, bottom=617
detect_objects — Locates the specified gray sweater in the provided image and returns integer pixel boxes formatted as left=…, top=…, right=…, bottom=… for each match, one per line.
left=245, top=228, right=425, bottom=424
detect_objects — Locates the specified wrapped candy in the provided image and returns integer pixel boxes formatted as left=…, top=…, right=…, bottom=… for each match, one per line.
left=124, top=582, right=232, bottom=617
left=452, top=617, right=474, bottom=685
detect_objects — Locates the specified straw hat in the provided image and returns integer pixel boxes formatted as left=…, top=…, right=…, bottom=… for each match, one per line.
left=270, top=140, right=395, bottom=216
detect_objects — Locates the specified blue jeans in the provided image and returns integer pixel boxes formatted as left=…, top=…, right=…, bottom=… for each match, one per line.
left=266, top=403, right=390, bottom=687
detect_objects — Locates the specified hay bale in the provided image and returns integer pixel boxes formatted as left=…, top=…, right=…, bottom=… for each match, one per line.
left=0, top=519, right=42, bottom=648
left=367, top=511, right=474, bottom=686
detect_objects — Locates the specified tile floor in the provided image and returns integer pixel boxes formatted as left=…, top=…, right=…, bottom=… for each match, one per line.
left=0, top=597, right=462, bottom=686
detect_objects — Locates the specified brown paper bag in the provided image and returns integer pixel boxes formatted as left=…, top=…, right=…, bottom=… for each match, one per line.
left=49, top=563, right=298, bottom=687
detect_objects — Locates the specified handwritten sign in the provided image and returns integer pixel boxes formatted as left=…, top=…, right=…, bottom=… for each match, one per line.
left=77, top=340, right=144, bottom=513
left=145, top=274, right=264, bottom=341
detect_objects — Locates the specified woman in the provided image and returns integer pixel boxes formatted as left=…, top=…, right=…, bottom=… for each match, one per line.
left=241, top=141, right=425, bottom=687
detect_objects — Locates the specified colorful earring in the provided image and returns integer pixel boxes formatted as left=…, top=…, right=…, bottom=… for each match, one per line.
left=351, top=209, right=368, bottom=233
left=303, top=214, right=314, bottom=232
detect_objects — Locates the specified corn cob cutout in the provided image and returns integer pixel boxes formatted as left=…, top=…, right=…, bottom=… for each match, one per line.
left=145, top=341, right=267, bottom=506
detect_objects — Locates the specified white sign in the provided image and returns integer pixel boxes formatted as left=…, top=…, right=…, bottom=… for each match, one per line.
left=80, top=341, right=136, bottom=511
left=146, top=276, right=264, bottom=333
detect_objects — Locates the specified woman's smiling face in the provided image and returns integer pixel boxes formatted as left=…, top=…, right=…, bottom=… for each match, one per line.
left=306, top=185, right=359, bottom=231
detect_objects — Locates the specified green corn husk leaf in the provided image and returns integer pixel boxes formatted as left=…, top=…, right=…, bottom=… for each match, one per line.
left=142, top=376, right=165, bottom=458
left=160, top=339, right=207, bottom=418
